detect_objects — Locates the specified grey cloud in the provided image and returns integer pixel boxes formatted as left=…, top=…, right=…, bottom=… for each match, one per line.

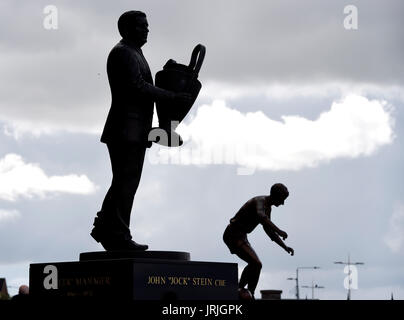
left=0, top=1, right=403, bottom=299
left=0, top=0, right=403, bottom=134
left=65, top=0, right=404, bottom=85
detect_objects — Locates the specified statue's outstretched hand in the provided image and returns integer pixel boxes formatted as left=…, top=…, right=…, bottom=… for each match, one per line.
left=286, top=246, right=294, bottom=256
left=278, top=230, right=288, bottom=240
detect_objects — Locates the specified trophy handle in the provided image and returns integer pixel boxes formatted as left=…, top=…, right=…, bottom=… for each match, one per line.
left=188, top=44, right=206, bottom=77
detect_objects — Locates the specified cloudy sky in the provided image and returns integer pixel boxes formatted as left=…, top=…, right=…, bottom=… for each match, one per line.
left=1, top=0, right=403, bottom=299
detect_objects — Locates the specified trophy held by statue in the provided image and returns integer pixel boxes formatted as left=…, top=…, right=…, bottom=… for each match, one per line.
left=150, top=44, right=206, bottom=147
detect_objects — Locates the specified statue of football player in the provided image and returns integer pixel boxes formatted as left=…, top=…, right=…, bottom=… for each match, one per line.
left=223, top=183, right=294, bottom=300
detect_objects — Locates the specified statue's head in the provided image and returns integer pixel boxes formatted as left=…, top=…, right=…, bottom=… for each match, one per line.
left=269, top=183, right=289, bottom=207
left=118, top=11, right=148, bottom=47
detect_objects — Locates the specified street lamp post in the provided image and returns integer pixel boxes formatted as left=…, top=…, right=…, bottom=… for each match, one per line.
left=301, top=280, right=325, bottom=299
left=287, top=266, right=320, bottom=299
left=334, top=254, right=364, bottom=300
left=286, top=276, right=298, bottom=299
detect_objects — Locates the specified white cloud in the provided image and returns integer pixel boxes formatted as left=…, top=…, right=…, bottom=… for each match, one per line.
left=201, top=81, right=404, bottom=103
left=0, top=209, right=20, bottom=223
left=0, top=153, right=97, bottom=201
left=152, top=95, right=394, bottom=172
left=384, top=205, right=404, bottom=253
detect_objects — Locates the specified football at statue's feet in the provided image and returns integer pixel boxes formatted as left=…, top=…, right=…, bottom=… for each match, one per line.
left=238, top=288, right=254, bottom=301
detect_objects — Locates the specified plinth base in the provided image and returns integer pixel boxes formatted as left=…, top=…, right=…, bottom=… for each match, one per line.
left=29, top=251, right=238, bottom=300
left=79, top=250, right=190, bottom=261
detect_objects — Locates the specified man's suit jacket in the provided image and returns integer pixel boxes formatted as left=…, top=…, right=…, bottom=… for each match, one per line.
left=101, top=38, right=173, bottom=145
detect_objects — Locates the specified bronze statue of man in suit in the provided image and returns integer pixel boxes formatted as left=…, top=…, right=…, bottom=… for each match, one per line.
left=91, top=11, right=191, bottom=251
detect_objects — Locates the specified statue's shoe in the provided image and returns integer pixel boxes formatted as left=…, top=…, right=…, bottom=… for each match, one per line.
left=91, top=227, right=148, bottom=251
left=105, top=239, right=148, bottom=251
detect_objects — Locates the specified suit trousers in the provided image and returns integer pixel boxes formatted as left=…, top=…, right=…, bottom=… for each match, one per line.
left=96, top=141, right=146, bottom=241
